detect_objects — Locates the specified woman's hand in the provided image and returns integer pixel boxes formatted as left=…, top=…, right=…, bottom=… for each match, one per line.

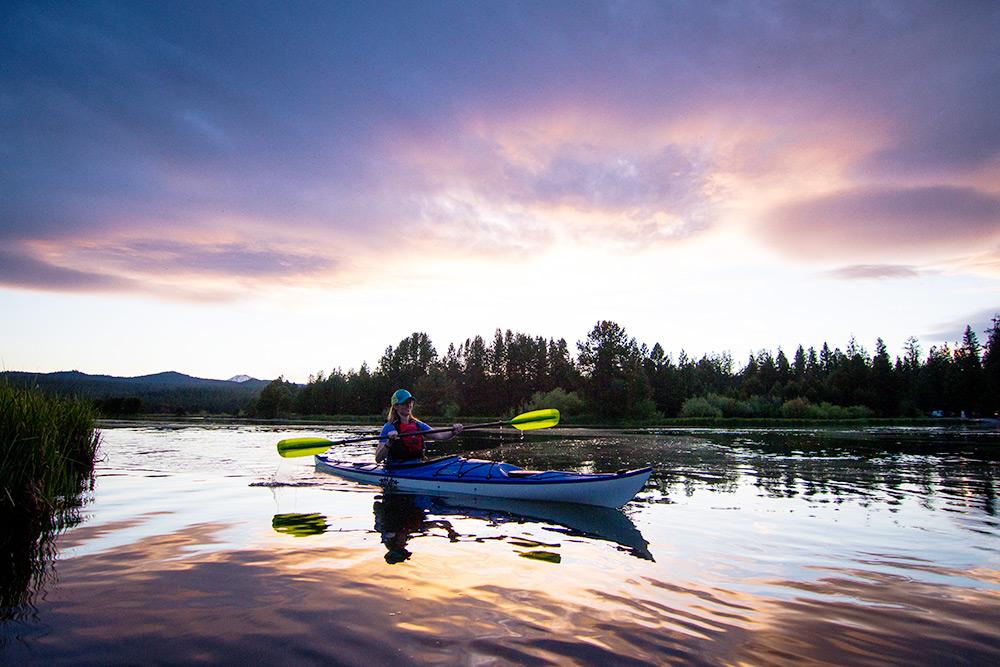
left=375, top=441, right=388, bottom=463
left=451, top=423, right=463, bottom=436
left=387, top=430, right=399, bottom=440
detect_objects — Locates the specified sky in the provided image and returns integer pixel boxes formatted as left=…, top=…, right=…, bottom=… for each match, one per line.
left=1, top=0, right=998, bottom=382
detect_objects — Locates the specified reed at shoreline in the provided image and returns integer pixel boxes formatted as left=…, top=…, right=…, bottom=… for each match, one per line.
left=1, top=383, right=100, bottom=512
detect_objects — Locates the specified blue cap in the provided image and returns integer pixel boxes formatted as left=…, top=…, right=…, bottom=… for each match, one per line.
left=391, top=389, right=414, bottom=405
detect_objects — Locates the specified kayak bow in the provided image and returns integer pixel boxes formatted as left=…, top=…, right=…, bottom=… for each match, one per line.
left=315, top=455, right=652, bottom=508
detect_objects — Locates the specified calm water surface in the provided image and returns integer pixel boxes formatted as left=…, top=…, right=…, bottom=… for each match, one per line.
left=3, top=423, right=1000, bottom=665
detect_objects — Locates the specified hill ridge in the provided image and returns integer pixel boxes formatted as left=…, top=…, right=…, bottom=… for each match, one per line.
left=0, top=369, right=272, bottom=414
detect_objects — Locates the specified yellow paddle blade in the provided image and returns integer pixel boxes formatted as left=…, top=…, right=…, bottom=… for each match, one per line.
left=510, top=408, right=560, bottom=430
left=276, top=436, right=335, bottom=458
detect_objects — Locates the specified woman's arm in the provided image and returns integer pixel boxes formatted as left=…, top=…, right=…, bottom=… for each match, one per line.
left=375, top=423, right=398, bottom=462
left=420, top=422, right=464, bottom=441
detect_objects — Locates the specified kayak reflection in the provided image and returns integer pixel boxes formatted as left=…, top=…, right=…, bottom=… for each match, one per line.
left=372, top=492, right=653, bottom=564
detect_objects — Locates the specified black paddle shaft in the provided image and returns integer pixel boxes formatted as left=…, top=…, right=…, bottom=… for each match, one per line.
left=328, top=420, right=508, bottom=446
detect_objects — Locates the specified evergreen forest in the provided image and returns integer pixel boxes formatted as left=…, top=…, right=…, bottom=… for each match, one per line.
left=254, top=316, right=1000, bottom=422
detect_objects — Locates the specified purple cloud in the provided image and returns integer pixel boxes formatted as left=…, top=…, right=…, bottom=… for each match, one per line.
left=761, top=186, right=1000, bottom=260
left=2, top=1, right=999, bottom=288
left=92, top=240, right=333, bottom=278
left=925, top=309, right=1000, bottom=343
left=0, top=239, right=334, bottom=296
left=519, top=146, right=717, bottom=235
left=825, top=265, right=923, bottom=280
left=0, top=247, right=133, bottom=291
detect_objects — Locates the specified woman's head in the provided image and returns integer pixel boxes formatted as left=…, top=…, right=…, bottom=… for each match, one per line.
left=387, top=389, right=416, bottom=422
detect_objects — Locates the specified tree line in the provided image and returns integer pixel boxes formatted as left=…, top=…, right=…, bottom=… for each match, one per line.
left=253, top=316, right=1000, bottom=421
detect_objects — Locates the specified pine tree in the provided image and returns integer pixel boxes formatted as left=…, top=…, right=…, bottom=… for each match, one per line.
left=870, top=338, right=897, bottom=416
left=775, top=349, right=791, bottom=394
left=954, top=325, right=984, bottom=415
left=919, top=344, right=954, bottom=414
left=793, top=346, right=806, bottom=380
left=547, top=338, right=580, bottom=391
left=461, top=336, right=489, bottom=413
left=739, top=353, right=762, bottom=397
left=577, top=321, right=653, bottom=419
left=983, top=315, right=1000, bottom=416
left=376, top=332, right=438, bottom=393
left=819, top=343, right=833, bottom=376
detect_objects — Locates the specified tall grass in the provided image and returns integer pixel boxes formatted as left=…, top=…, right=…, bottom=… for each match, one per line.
left=1, top=383, right=99, bottom=620
left=0, top=382, right=100, bottom=512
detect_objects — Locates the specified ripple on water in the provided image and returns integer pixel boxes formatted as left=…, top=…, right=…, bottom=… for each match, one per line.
left=2, top=423, right=1000, bottom=664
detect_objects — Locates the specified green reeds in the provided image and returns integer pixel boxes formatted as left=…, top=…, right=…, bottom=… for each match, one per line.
left=1, top=383, right=99, bottom=620
left=0, top=382, right=101, bottom=512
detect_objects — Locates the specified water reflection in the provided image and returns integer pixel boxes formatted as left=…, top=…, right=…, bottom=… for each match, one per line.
left=374, top=492, right=654, bottom=563
left=271, top=493, right=652, bottom=563
left=373, top=494, right=458, bottom=564
left=0, top=512, right=56, bottom=624
left=428, top=493, right=653, bottom=561
left=455, top=426, right=1000, bottom=520
left=271, top=513, right=329, bottom=537
left=0, top=490, right=90, bottom=627
left=7, top=424, right=1000, bottom=664
left=10, top=517, right=999, bottom=665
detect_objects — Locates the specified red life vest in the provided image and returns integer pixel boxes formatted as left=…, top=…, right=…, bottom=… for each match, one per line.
left=389, top=419, right=424, bottom=461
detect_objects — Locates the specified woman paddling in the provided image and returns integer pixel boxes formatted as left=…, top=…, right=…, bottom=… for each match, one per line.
left=376, top=389, right=463, bottom=464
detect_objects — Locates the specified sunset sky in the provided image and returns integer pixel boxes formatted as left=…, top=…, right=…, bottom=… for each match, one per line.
left=2, top=1, right=998, bottom=382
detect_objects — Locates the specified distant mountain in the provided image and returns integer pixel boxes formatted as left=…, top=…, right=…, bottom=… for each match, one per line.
left=0, top=370, right=271, bottom=414
left=226, top=374, right=258, bottom=383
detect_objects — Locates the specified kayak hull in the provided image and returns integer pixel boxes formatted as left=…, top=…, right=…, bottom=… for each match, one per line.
left=314, top=455, right=651, bottom=508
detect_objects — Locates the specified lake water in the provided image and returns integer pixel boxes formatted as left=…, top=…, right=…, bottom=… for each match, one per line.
left=3, top=422, right=1000, bottom=665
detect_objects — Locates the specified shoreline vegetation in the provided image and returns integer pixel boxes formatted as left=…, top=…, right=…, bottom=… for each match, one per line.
left=1, top=383, right=100, bottom=619
left=1, top=383, right=101, bottom=512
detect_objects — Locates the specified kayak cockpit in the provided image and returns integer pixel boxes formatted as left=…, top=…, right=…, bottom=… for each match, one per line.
left=384, top=457, right=550, bottom=480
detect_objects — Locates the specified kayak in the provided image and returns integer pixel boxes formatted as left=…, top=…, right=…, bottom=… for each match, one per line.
left=315, top=455, right=651, bottom=508
left=314, top=454, right=652, bottom=508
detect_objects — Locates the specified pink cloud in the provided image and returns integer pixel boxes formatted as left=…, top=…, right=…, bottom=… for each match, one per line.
left=0, top=247, right=134, bottom=292
left=925, top=308, right=1000, bottom=342
left=760, top=186, right=1000, bottom=262
left=86, top=240, right=332, bottom=278
left=824, top=265, right=924, bottom=280
left=4, top=2, right=999, bottom=292
left=0, top=238, right=338, bottom=299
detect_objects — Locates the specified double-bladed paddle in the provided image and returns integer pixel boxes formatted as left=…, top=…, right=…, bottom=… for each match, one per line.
left=276, top=408, right=560, bottom=458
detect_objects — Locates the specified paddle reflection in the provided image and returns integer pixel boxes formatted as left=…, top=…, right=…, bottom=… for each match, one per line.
left=271, top=513, right=329, bottom=537
left=370, top=492, right=652, bottom=564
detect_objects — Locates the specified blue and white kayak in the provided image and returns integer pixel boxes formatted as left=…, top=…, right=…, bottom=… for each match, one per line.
left=315, top=455, right=652, bottom=508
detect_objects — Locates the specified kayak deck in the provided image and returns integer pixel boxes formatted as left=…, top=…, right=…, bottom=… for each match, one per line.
left=315, top=455, right=652, bottom=508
